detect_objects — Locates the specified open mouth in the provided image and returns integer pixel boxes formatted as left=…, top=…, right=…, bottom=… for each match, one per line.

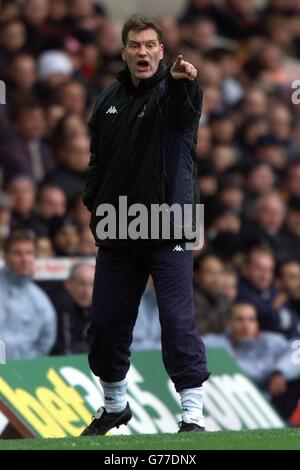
left=136, top=60, right=150, bottom=71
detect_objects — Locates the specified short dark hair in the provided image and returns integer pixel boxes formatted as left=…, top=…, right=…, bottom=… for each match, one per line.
left=276, top=259, right=300, bottom=278
left=122, top=15, right=163, bottom=46
left=193, top=250, right=222, bottom=272
left=231, top=301, right=257, bottom=317
left=4, top=230, right=36, bottom=254
left=244, top=245, right=274, bottom=265
left=9, top=96, right=43, bottom=122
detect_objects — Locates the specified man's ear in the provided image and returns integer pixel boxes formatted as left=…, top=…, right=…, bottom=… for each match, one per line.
left=159, top=44, right=164, bottom=60
left=121, top=46, right=127, bottom=62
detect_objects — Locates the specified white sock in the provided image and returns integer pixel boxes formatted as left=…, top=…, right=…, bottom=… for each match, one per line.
left=100, top=378, right=128, bottom=414
left=180, top=386, right=205, bottom=427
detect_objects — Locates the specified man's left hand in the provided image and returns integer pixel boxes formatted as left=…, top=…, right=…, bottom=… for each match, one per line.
left=170, top=55, right=197, bottom=81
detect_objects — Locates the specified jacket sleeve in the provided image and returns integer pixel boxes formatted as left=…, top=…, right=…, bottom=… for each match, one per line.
left=167, top=71, right=202, bottom=131
left=82, top=97, right=102, bottom=212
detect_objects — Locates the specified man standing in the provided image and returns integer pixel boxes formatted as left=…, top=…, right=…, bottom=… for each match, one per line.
left=82, top=15, right=209, bottom=435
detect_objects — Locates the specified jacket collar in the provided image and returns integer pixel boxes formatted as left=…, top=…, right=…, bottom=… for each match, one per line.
left=116, top=60, right=169, bottom=92
left=2, top=265, right=31, bottom=286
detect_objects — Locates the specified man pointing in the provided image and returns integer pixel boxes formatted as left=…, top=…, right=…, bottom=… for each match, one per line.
left=82, top=15, right=209, bottom=435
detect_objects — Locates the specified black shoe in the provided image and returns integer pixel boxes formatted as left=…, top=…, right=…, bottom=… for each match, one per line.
left=80, top=402, right=132, bottom=436
left=178, top=421, right=205, bottom=433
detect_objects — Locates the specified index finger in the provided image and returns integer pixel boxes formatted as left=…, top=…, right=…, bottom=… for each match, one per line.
left=175, top=55, right=183, bottom=67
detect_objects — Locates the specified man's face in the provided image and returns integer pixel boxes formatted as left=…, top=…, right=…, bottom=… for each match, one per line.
left=279, top=262, right=300, bottom=299
left=38, top=187, right=66, bottom=219
left=9, top=178, right=35, bottom=216
left=287, top=165, right=300, bottom=196
left=5, top=241, right=36, bottom=277
left=54, top=225, right=79, bottom=255
left=121, top=28, right=164, bottom=86
left=244, top=251, right=274, bottom=292
left=59, top=82, right=86, bottom=115
left=15, top=108, right=46, bottom=141
left=256, top=197, right=285, bottom=233
left=230, top=304, right=259, bottom=342
left=196, top=256, right=224, bottom=295
left=220, top=273, right=238, bottom=302
left=286, top=209, right=300, bottom=236
left=65, top=266, right=95, bottom=308
left=63, top=136, right=90, bottom=173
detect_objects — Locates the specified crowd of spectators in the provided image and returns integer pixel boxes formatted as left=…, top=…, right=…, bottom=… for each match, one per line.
left=1, top=0, right=300, bottom=424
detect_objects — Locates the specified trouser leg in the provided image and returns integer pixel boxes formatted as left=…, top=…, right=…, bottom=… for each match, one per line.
left=147, top=242, right=210, bottom=392
left=88, top=247, right=148, bottom=382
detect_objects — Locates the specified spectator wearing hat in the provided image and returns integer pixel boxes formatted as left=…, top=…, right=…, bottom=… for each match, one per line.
left=36, top=49, right=74, bottom=104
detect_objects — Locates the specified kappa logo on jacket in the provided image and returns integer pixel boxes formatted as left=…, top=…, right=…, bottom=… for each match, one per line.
left=106, top=105, right=118, bottom=114
left=173, top=245, right=184, bottom=252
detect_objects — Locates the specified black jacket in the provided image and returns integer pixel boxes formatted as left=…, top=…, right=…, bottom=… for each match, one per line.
left=83, top=60, right=202, bottom=246
left=50, top=289, right=91, bottom=355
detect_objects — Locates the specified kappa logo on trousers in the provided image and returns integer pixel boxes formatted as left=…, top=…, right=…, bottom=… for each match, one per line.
left=173, top=245, right=184, bottom=252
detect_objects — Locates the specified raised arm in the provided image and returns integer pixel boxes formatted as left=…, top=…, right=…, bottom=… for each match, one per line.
left=167, top=55, right=202, bottom=131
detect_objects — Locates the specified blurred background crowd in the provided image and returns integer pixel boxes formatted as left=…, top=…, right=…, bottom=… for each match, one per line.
left=1, top=0, right=300, bottom=425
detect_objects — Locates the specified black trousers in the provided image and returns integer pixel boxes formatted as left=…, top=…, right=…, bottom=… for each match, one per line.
left=88, top=242, right=209, bottom=392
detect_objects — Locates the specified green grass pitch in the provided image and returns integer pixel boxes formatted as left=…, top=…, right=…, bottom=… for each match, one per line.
left=0, top=428, right=300, bottom=450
